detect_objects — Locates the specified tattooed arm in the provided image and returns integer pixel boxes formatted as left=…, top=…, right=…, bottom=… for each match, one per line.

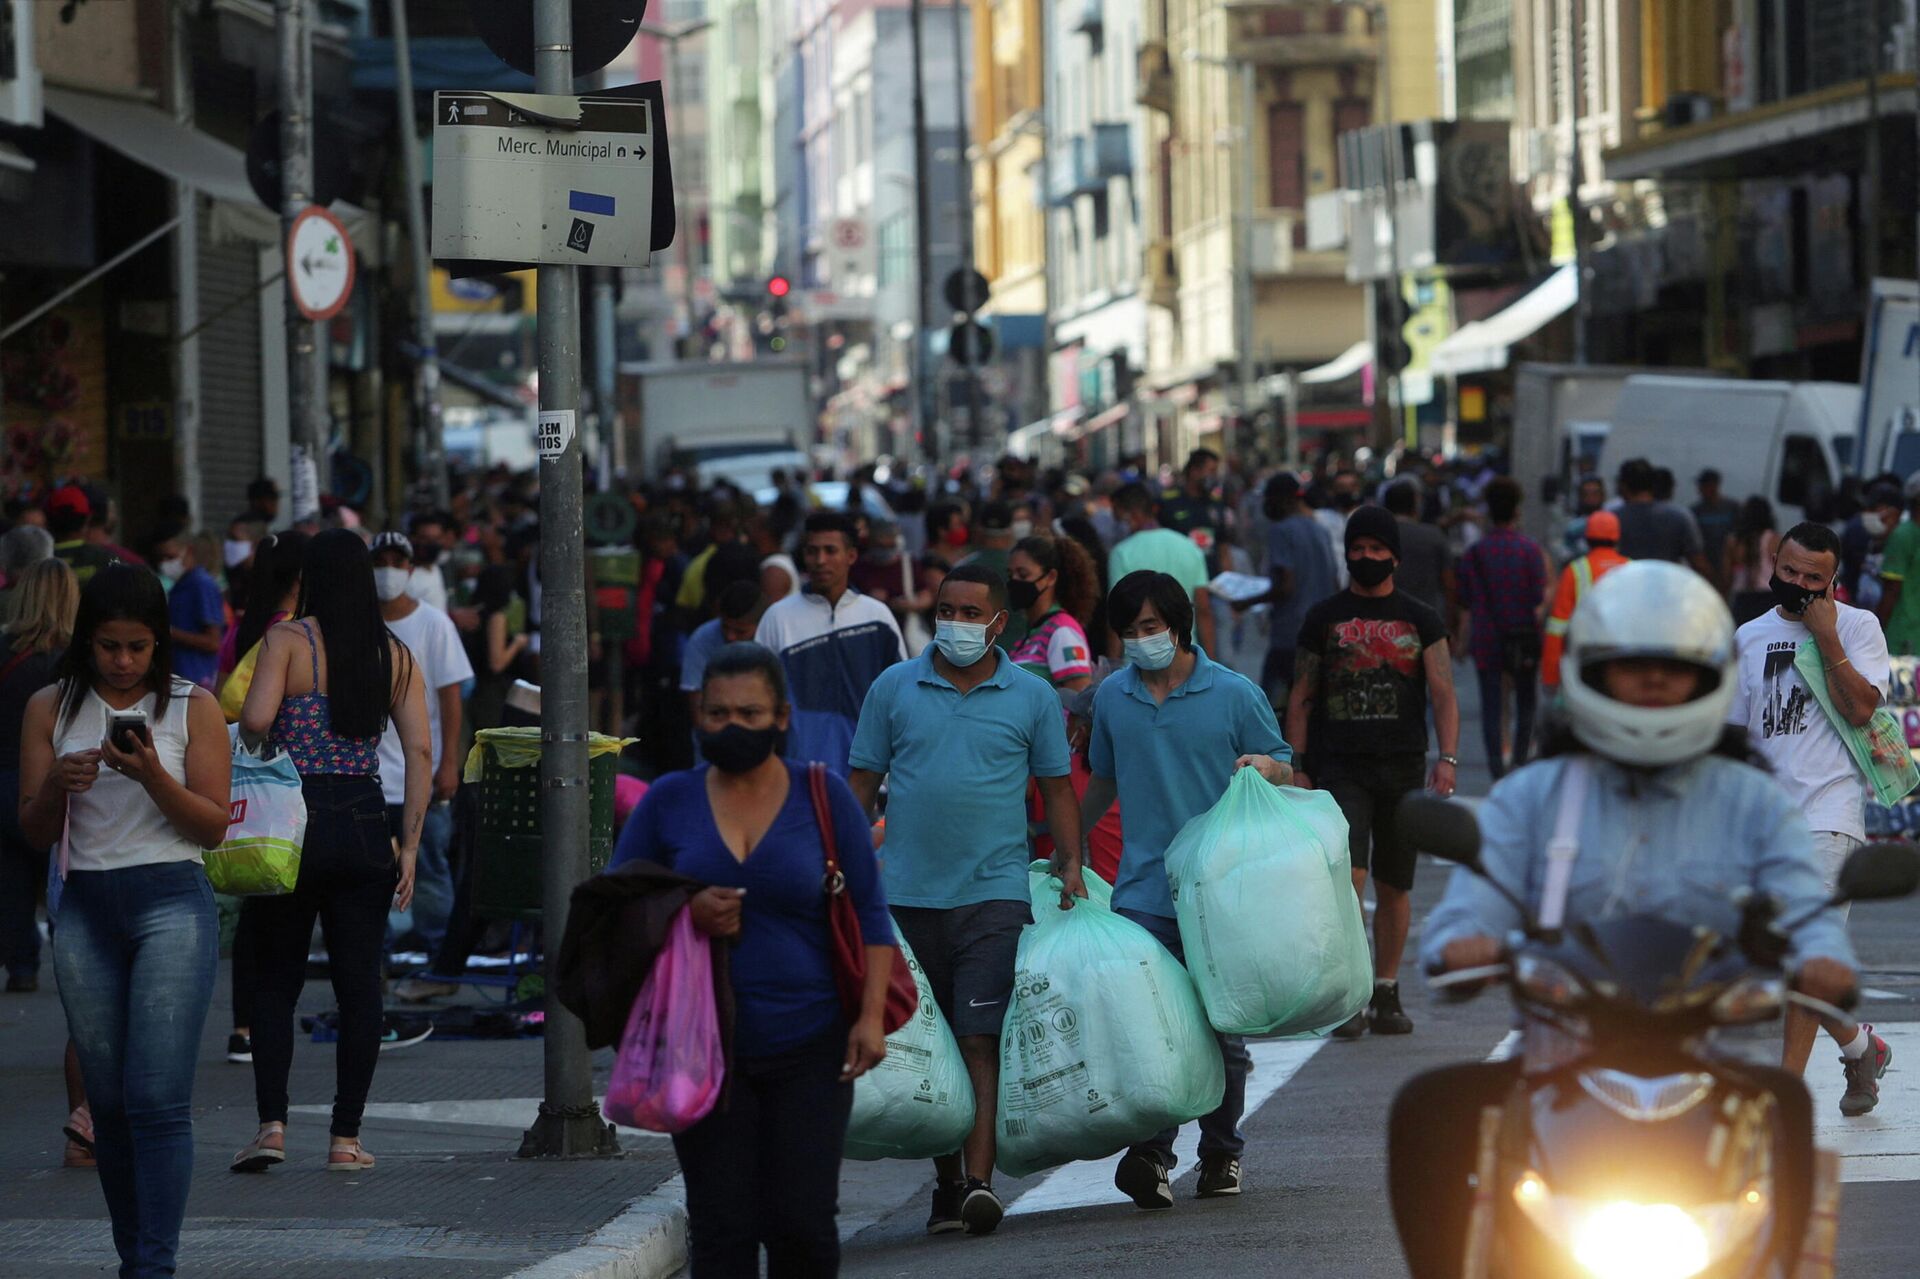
left=1286, top=650, right=1320, bottom=788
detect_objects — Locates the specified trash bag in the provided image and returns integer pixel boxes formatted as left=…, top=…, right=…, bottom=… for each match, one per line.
left=603, top=906, right=726, bottom=1133
left=996, top=864, right=1224, bottom=1179
left=844, top=922, right=976, bottom=1161
left=1165, top=768, right=1371, bottom=1036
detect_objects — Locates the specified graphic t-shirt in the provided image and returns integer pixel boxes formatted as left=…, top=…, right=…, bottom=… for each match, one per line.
left=1009, top=608, right=1092, bottom=684
left=1159, top=492, right=1232, bottom=572
left=1297, top=589, right=1447, bottom=758
left=1728, top=603, right=1891, bottom=841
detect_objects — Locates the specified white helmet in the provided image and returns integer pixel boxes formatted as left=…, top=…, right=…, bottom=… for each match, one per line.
left=1560, top=561, right=1735, bottom=767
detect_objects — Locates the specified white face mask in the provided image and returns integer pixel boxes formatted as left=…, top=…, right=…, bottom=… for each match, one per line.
left=223, top=539, right=254, bottom=568
left=159, top=557, right=187, bottom=582
left=1010, top=519, right=1035, bottom=541
left=1863, top=511, right=1889, bottom=538
left=373, top=567, right=412, bottom=602
left=1123, top=630, right=1179, bottom=671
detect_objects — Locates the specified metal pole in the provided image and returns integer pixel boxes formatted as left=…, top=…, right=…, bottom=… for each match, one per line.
left=1235, top=59, right=1256, bottom=435
left=520, top=0, right=618, bottom=1161
left=1864, top=4, right=1882, bottom=290
left=592, top=269, right=622, bottom=732
left=951, top=0, right=984, bottom=453
left=1372, top=1, right=1410, bottom=445
left=277, top=0, right=328, bottom=512
left=1568, top=0, right=1590, bottom=365
left=909, top=0, right=934, bottom=468
left=390, top=0, right=448, bottom=510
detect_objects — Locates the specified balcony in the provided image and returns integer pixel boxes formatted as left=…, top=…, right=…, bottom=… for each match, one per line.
left=1047, top=123, right=1133, bottom=205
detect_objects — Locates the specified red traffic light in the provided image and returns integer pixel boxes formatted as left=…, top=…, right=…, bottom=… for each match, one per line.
left=767, top=276, right=791, bottom=298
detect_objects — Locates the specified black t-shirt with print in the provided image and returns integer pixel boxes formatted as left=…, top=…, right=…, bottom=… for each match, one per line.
left=1298, top=589, right=1447, bottom=758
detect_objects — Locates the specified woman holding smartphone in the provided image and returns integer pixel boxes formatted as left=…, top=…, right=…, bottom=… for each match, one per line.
left=236, top=529, right=431, bottom=1173
left=19, top=563, right=233, bottom=1278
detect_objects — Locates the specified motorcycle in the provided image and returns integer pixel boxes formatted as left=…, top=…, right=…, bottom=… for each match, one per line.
left=1394, top=794, right=1920, bottom=1279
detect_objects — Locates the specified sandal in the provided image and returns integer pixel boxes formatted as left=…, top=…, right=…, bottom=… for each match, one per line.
left=327, top=1140, right=375, bottom=1171
left=63, top=1138, right=96, bottom=1169
left=61, top=1105, right=93, bottom=1153
left=231, top=1123, right=286, bottom=1174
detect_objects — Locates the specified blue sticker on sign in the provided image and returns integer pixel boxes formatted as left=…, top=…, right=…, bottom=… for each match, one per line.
left=569, top=191, right=616, bottom=217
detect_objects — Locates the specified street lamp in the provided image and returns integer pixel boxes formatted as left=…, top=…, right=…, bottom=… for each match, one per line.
left=1184, top=48, right=1259, bottom=450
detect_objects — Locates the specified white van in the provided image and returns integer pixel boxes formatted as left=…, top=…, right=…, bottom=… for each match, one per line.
left=1596, top=377, right=1861, bottom=527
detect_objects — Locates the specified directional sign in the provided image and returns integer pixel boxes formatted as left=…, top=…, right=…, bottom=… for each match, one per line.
left=287, top=206, right=356, bottom=321
left=431, top=91, right=655, bottom=269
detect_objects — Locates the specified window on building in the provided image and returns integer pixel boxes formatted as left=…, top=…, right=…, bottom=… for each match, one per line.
left=1267, top=102, right=1305, bottom=209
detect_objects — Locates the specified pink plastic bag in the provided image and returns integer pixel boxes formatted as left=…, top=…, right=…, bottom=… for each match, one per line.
left=603, top=906, right=725, bottom=1133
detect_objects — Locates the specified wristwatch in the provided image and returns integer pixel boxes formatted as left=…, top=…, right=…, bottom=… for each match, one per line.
left=1437, top=754, right=1460, bottom=767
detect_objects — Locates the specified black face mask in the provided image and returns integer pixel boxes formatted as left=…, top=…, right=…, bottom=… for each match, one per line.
left=1348, top=555, right=1395, bottom=588
left=414, top=544, right=443, bottom=567
left=1333, top=492, right=1360, bottom=511
left=698, top=724, right=781, bottom=774
left=1006, top=577, right=1042, bottom=611
left=1769, top=572, right=1820, bottom=615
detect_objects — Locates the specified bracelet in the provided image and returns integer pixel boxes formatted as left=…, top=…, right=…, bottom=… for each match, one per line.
left=1438, top=754, right=1459, bottom=767
left=1828, top=656, right=1852, bottom=671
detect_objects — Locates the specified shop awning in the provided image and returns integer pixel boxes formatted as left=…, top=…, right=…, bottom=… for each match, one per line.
left=1605, top=79, right=1916, bottom=182
left=1299, top=340, right=1373, bottom=385
left=44, top=86, right=380, bottom=263
left=1428, top=265, right=1576, bottom=377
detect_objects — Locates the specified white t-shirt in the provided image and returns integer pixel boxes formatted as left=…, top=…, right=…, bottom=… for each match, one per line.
left=407, top=565, right=449, bottom=613
left=761, top=553, right=801, bottom=601
left=379, top=602, right=476, bottom=805
left=1728, top=602, right=1891, bottom=841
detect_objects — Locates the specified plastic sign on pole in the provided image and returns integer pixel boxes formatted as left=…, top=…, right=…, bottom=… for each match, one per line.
left=431, top=90, right=656, bottom=269
left=287, top=207, right=357, bottom=322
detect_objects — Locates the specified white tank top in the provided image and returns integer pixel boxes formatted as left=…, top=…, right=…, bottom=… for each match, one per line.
left=55, top=680, right=203, bottom=871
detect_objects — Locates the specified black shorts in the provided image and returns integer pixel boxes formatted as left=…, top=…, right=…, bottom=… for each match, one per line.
left=1320, top=753, right=1427, bottom=892
left=891, top=899, right=1032, bottom=1038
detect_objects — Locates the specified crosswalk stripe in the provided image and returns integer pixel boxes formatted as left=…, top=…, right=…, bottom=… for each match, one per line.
left=1808, top=1026, right=1919, bottom=1183
left=1005, top=1040, right=1325, bottom=1217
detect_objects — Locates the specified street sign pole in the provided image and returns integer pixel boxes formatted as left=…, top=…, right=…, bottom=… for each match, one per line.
left=520, top=0, right=618, bottom=1162
left=275, top=0, right=328, bottom=512
left=390, top=0, right=449, bottom=511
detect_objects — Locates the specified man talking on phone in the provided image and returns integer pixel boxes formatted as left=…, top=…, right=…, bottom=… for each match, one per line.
left=1727, top=522, right=1894, bottom=1114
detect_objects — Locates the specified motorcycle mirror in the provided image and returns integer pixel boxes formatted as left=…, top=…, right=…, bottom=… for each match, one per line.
left=1834, top=842, right=1920, bottom=905
left=1398, top=794, right=1483, bottom=870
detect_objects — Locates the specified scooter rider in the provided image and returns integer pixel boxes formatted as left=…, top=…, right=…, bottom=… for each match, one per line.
left=1390, top=561, right=1859, bottom=1279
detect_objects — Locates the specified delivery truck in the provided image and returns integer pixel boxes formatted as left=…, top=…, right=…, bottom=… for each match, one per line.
left=616, top=360, right=812, bottom=491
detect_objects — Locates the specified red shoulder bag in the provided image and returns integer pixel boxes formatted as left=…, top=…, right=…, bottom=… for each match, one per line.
left=806, top=762, right=918, bottom=1034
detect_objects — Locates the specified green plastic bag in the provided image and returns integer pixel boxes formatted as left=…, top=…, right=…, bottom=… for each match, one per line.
left=995, top=864, right=1224, bottom=1179
left=1795, top=641, right=1920, bottom=807
left=1164, top=769, right=1372, bottom=1037
left=845, top=921, right=976, bottom=1161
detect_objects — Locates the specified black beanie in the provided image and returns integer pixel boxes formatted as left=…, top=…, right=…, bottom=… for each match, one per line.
left=1344, top=504, right=1401, bottom=559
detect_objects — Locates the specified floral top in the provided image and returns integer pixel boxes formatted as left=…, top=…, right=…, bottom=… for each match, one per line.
left=268, top=621, right=381, bottom=776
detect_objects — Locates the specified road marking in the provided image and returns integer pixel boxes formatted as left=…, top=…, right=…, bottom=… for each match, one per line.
left=1808, top=1026, right=1919, bottom=1183
left=289, top=1097, right=669, bottom=1140
left=1005, top=1039, right=1325, bottom=1218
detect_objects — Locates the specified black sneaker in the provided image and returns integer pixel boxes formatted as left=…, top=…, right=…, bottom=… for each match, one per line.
left=1840, top=1029, right=1893, bottom=1117
left=379, top=1014, right=433, bottom=1051
left=1331, top=1009, right=1369, bottom=1040
left=226, top=1033, right=253, bottom=1064
left=1369, top=982, right=1413, bottom=1035
left=927, top=1179, right=966, bottom=1235
left=1114, top=1150, right=1174, bottom=1211
left=960, top=1178, right=1004, bottom=1235
left=1195, top=1154, right=1242, bottom=1198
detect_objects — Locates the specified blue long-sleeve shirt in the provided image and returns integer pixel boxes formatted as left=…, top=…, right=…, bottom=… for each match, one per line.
left=1421, top=753, right=1855, bottom=975
left=611, top=760, right=893, bottom=1054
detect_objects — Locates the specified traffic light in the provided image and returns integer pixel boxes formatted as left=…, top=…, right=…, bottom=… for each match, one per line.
left=767, top=275, right=791, bottom=299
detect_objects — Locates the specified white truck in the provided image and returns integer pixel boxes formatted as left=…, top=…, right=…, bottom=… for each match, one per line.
left=616, top=360, right=812, bottom=490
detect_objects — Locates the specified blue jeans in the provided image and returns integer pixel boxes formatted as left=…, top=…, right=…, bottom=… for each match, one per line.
left=1476, top=666, right=1537, bottom=780
left=385, top=801, right=453, bottom=954
left=1117, top=907, right=1250, bottom=1168
left=54, top=861, right=218, bottom=1279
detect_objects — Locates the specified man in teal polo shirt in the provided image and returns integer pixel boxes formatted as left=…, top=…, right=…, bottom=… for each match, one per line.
left=1081, top=568, right=1293, bottom=1211
left=849, top=563, right=1083, bottom=1239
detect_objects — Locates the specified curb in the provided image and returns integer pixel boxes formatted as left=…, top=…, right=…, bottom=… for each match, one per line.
left=508, top=1176, right=687, bottom=1279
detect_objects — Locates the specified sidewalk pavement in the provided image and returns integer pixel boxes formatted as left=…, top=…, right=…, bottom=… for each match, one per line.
left=0, top=960, right=684, bottom=1279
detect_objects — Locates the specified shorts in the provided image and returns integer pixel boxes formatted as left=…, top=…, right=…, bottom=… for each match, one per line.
left=1811, top=832, right=1860, bottom=924
left=892, top=899, right=1032, bottom=1038
left=1320, top=752, right=1427, bottom=893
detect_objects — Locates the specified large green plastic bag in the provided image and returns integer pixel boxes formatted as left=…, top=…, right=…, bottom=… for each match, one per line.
left=1165, top=769, right=1372, bottom=1036
left=996, top=864, right=1224, bottom=1179
left=844, top=922, right=975, bottom=1161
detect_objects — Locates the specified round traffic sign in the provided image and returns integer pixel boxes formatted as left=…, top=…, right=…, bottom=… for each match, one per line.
left=469, top=0, right=646, bottom=78
left=948, top=319, right=994, bottom=367
left=943, top=267, right=990, bottom=315
left=287, top=206, right=357, bottom=322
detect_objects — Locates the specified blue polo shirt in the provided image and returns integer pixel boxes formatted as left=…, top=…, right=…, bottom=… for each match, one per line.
left=1088, top=647, right=1292, bottom=919
left=849, top=648, right=1071, bottom=909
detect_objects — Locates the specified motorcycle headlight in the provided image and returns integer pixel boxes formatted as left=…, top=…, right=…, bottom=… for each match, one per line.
left=1709, top=975, right=1786, bottom=1025
left=1513, top=953, right=1585, bottom=1009
left=1511, top=1172, right=1770, bottom=1279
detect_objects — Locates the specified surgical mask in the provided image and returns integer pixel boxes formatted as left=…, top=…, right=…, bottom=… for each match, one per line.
left=698, top=723, right=781, bottom=773
left=1006, top=577, right=1042, bottom=611
left=223, top=539, right=254, bottom=569
left=159, top=557, right=187, bottom=582
left=1347, top=555, right=1395, bottom=589
left=1863, top=512, right=1889, bottom=538
left=374, top=567, right=412, bottom=602
left=934, top=615, right=1002, bottom=667
left=1011, top=518, right=1035, bottom=540
left=1123, top=630, right=1178, bottom=671
left=1769, top=572, right=1820, bottom=616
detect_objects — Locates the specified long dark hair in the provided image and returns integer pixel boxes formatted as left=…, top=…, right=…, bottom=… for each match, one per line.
left=234, top=530, right=310, bottom=660
left=296, top=528, right=404, bottom=738
left=57, top=563, right=176, bottom=730
left=1015, top=533, right=1100, bottom=627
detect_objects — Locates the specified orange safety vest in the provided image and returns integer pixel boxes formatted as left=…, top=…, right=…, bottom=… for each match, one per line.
left=1541, top=548, right=1629, bottom=687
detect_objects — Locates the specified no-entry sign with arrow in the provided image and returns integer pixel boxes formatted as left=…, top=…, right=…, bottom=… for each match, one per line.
left=287, top=206, right=357, bottom=322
